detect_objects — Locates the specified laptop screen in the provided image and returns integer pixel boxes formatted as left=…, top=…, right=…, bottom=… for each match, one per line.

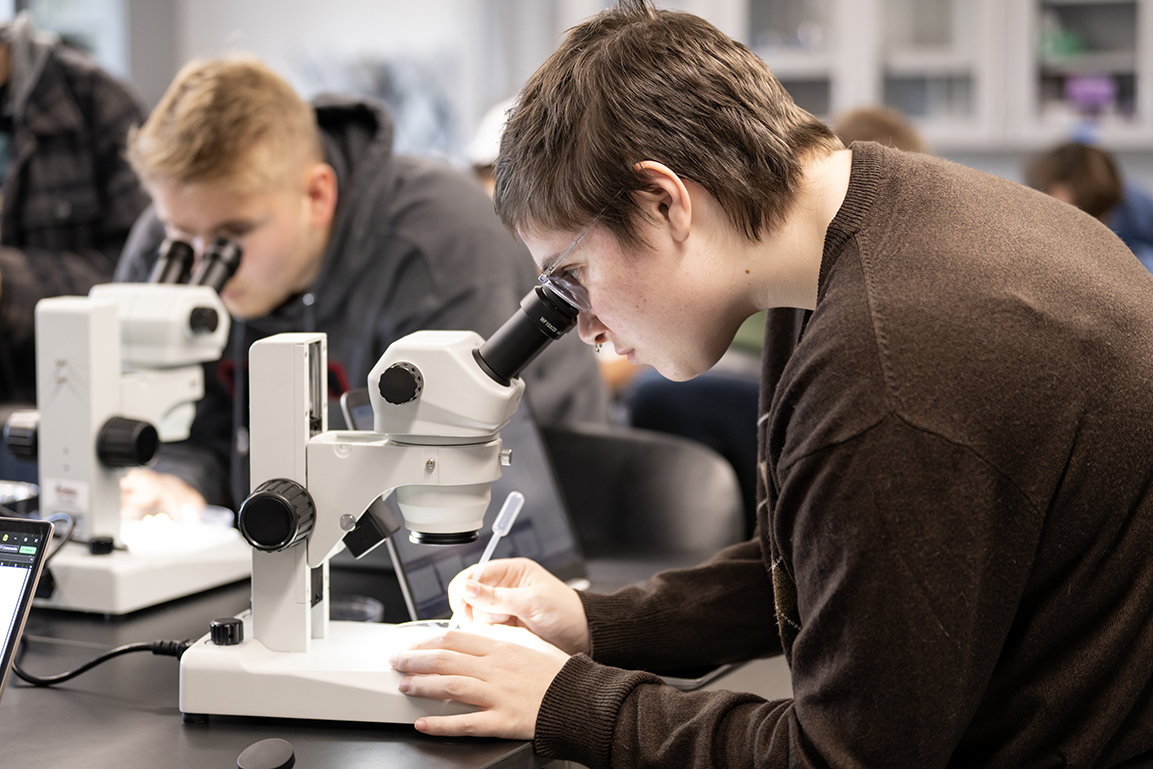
left=341, top=391, right=586, bottom=620
left=0, top=517, right=52, bottom=704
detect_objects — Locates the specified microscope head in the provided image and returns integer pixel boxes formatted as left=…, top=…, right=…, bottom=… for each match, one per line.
left=370, top=332, right=524, bottom=440
left=240, top=282, right=583, bottom=557
left=362, top=332, right=516, bottom=544
left=89, top=283, right=230, bottom=368
left=367, top=283, right=581, bottom=544
left=89, top=237, right=243, bottom=369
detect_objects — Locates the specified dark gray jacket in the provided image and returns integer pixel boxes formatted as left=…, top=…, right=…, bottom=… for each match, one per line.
left=116, top=95, right=607, bottom=507
left=0, top=13, right=149, bottom=403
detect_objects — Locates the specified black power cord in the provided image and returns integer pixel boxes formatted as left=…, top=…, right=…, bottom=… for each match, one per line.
left=14, top=638, right=192, bottom=686
left=40, top=512, right=75, bottom=564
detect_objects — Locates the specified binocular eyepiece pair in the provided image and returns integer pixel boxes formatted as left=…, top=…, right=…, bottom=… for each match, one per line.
left=149, top=237, right=242, bottom=294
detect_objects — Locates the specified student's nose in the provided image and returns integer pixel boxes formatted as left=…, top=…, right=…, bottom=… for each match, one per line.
left=577, top=311, right=608, bottom=348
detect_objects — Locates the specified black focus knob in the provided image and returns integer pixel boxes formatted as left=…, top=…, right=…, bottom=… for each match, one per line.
left=378, top=362, right=423, bottom=405
left=210, top=616, right=244, bottom=646
left=4, top=409, right=38, bottom=460
left=188, top=306, right=220, bottom=334
left=88, top=536, right=115, bottom=556
left=238, top=478, right=315, bottom=552
left=96, top=417, right=159, bottom=468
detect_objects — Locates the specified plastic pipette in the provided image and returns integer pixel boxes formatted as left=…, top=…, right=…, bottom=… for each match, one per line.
left=451, top=491, right=525, bottom=630
left=473, top=490, right=525, bottom=582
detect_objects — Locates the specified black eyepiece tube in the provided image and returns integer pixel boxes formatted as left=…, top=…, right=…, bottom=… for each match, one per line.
left=148, top=238, right=195, bottom=284
left=475, top=284, right=579, bottom=385
left=189, top=237, right=242, bottom=293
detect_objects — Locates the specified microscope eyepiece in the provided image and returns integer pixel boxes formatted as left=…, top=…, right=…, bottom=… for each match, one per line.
left=189, top=237, right=242, bottom=293
left=474, top=284, right=579, bottom=385
left=148, top=238, right=195, bottom=284
left=188, top=306, right=221, bottom=334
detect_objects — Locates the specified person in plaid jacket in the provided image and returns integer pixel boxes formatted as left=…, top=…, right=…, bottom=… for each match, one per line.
left=0, top=12, right=149, bottom=406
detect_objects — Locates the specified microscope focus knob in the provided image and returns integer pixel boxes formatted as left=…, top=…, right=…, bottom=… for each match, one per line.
left=378, top=362, right=423, bottom=405
left=96, top=417, right=160, bottom=468
left=238, top=478, right=315, bottom=552
left=4, top=409, right=38, bottom=461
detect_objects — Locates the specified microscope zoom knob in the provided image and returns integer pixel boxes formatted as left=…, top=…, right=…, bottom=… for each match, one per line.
left=96, top=417, right=160, bottom=468
left=188, top=306, right=220, bottom=334
left=238, top=478, right=315, bottom=552
left=4, top=409, right=38, bottom=461
left=378, top=362, right=423, bottom=405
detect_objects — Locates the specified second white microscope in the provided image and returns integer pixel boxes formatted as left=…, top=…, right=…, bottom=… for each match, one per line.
left=6, top=239, right=253, bottom=614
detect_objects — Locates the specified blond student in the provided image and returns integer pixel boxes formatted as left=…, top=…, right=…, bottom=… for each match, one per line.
left=115, top=57, right=606, bottom=512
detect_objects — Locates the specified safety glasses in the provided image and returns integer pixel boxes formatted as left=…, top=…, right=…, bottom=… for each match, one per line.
left=537, top=218, right=598, bottom=313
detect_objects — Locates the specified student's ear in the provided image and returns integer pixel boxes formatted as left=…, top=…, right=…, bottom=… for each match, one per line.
left=633, top=160, right=692, bottom=243
left=303, top=162, right=338, bottom=229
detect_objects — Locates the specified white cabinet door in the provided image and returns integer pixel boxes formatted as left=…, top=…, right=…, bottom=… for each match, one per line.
left=746, top=0, right=1003, bottom=150
left=1005, top=0, right=1153, bottom=150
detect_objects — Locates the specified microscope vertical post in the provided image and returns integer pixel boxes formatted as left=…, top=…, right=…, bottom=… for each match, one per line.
left=248, top=333, right=329, bottom=652
left=35, top=298, right=123, bottom=543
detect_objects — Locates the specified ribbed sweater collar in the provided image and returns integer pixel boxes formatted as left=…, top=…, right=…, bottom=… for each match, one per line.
left=817, top=141, right=884, bottom=302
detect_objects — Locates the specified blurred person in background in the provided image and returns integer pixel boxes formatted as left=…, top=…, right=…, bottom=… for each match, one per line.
left=0, top=12, right=149, bottom=482
left=1026, top=141, right=1153, bottom=272
left=467, top=96, right=513, bottom=199
left=832, top=104, right=928, bottom=153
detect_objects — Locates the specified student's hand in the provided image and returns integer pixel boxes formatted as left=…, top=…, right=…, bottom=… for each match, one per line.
left=448, top=557, right=591, bottom=655
left=120, top=467, right=207, bottom=520
left=390, top=624, right=570, bottom=739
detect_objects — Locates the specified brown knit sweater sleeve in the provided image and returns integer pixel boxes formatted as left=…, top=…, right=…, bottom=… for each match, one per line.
left=581, top=538, right=778, bottom=670
left=535, top=654, right=795, bottom=769
left=533, top=539, right=787, bottom=768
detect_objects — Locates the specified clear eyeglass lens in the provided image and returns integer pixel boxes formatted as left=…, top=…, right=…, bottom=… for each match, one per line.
left=539, top=271, right=591, bottom=313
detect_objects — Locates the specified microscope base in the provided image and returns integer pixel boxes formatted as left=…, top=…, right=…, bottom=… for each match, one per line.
left=33, top=521, right=252, bottom=614
left=179, top=617, right=474, bottom=723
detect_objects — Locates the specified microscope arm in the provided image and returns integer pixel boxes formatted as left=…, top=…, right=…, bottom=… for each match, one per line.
left=117, top=366, right=204, bottom=442
left=303, top=431, right=503, bottom=569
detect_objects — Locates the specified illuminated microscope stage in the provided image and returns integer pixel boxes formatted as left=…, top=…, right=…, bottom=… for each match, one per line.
left=33, top=517, right=251, bottom=615
left=180, top=617, right=474, bottom=723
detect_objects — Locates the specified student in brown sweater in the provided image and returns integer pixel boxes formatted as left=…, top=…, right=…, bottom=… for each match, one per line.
left=388, top=3, right=1153, bottom=766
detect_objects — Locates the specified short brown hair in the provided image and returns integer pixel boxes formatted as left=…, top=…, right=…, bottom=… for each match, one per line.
left=833, top=106, right=927, bottom=154
left=1025, top=142, right=1122, bottom=220
left=493, top=0, right=841, bottom=247
left=128, top=56, right=322, bottom=191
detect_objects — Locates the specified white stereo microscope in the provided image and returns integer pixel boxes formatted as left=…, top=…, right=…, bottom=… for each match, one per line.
left=5, top=239, right=253, bottom=614
left=179, top=281, right=579, bottom=724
